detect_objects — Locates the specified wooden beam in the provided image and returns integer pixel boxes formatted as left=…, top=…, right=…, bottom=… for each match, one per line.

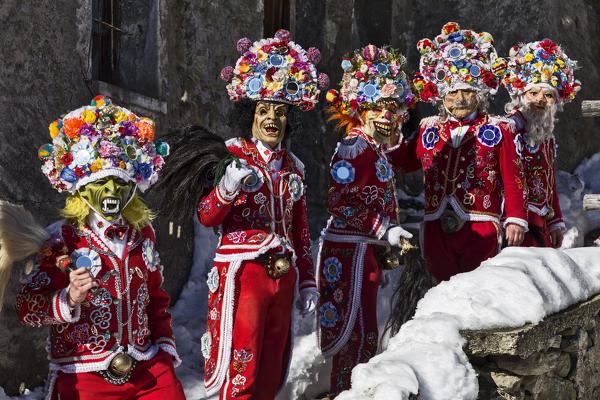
left=582, top=100, right=600, bottom=117
left=583, top=194, right=600, bottom=211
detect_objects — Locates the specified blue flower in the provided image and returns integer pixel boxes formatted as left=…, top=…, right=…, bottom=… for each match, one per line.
left=359, top=81, right=380, bottom=102
left=331, top=160, right=355, bottom=184
left=138, top=163, right=152, bottom=179
left=422, top=127, right=440, bottom=150
left=323, top=257, right=342, bottom=282
left=319, top=302, right=339, bottom=328
left=448, top=32, right=463, bottom=43
left=453, top=59, right=470, bottom=69
left=477, top=124, right=503, bottom=147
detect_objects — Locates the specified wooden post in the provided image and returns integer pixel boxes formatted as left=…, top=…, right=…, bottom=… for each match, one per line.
left=583, top=194, right=600, bottom=211
left=582, top=100, right=600, bottom=118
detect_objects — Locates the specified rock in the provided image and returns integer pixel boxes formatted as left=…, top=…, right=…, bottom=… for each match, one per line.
left=495, top=351, right=565, bottom=376
left=531, top=375, right=576, bottom=400
left=490, top=371, right=522, bottom=392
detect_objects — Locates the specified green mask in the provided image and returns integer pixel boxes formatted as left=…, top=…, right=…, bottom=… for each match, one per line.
left=79, top=176, right=136, bottom=221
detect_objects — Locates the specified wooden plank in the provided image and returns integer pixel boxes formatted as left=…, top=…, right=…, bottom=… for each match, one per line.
left=582, top=100, right=600, bottom=117
left=583, top=194, right=600, bottom=211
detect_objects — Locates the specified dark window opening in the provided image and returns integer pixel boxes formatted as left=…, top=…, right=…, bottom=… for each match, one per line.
left=92, top=0, right=123, bottom=85
left=263, top=0, right=290, bottom=38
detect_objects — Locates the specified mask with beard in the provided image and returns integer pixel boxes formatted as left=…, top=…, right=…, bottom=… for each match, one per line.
left=520, top=99, right=558, bottom=145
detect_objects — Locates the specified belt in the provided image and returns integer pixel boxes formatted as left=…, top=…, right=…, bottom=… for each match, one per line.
left=97, top=352, right=136, bottom=385
left=439, top=208, right=466, bottom=234
left=257, top=253, right=291, bottom=279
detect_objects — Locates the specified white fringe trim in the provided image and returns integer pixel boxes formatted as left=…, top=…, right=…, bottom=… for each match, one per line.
left=336, top=136, right=368, bottom=160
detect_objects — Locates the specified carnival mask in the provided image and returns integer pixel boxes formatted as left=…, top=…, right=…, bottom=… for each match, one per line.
left=362, top=103, right=399, bottom=144
left=251, top=101, right=289, bottom=148
left=79, top=176, right=135, bottom=221
left=443, top=89, right=478, bottom=119
left=524, top=87, right=557, bottom=112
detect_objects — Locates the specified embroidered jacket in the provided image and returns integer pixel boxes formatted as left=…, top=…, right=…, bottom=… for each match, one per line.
left=197, top=137, right=316, bottom=292
left=317, top=127, right=400, bottom=357
left=508, top=109, right=565, bottom=231
left=323, top=127, right=400, bottom=240
left=394, top=113, right=528, bottom=227
left=15, top=220, right=179, bottom=373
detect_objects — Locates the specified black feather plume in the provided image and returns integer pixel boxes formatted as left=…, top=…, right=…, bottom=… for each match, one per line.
left=151, top=125, right=231, bottom=224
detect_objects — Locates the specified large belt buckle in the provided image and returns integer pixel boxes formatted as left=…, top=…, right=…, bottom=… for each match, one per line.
left=97, top=353, right=136, bottom=385
left=440, top=208, right=465, bottom=234
left=260, top=254, right=291, bottom=279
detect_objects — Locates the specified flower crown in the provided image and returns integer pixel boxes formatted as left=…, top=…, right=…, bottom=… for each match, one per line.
left=38, top=95, right=169, bottom=193
left=414, top=22, right=505, bottom=103
left=503, top=39, right=581, bottom=104
left=326, top=45, right=417, bottom=116
left=220, top=29, right=328, bottom=111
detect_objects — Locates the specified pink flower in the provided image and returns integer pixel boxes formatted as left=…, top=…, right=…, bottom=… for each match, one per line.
left=381, top=83, right=397, bottom=97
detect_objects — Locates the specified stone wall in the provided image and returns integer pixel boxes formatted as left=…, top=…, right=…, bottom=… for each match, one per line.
left=462, top=293, right=600, bottom=399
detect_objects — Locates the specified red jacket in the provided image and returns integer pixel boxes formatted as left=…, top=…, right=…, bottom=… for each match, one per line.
left=197, top=137, right=316, bottom=291
left=508, top=109, right=564, bottom=231
left=394, top=113, right=528, bottom=226
left=15, top=221, right=178, bottom=373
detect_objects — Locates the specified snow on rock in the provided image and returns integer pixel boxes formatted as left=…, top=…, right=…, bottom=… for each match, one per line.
left=336, top=246, right=600, bottom=400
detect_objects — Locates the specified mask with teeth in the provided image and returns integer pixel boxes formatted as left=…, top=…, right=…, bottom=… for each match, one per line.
left=79, top=176, right=136, bottom=221
left=251, top=101, right=289, bottom=148
left=362, top=103, right=400, bottom=144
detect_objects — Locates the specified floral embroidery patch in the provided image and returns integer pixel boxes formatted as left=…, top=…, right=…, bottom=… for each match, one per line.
left=253, top=192, right=267, bottom=205
left=141, top=239, right=159, bottom=272
left=331, top=160, right=355, bottom=184
left=227, top=231, right=247, bottom=244
left=320, top=302, right=339, bottom=327
left=422, top=127, right=440, bottom=150
left=207, top=266, right=219, bottom=293
left=323, top=257, right=342, bottom=282
left=201, top=331, right=212, bottom=359
left=374, top=158, right=393, bottom=182
left=477, top=124, right=502, bottom=147
left=232, top=347, right=254, bottom=373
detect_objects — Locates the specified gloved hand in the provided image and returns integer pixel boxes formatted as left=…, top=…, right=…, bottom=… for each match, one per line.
left=383, top=225, right=413, bottom=247
left=219, top=159, right=253, bottom=197
left=297, top=288, right=319, bottom=316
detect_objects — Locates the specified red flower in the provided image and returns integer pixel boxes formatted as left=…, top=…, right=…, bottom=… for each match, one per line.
left=350, top=100, right=359, bottom=110
left=420, top=82, right=438, bottom=102
left=355, top=71, right=366, bottom=81
left=261, top=44, right=272, bottom=53
left=512, top=77, right=525, bottom=90
left=61, top=153, right=73, bottom=166
left=482, top=71, right=497, bottom=88
left=290, top=65, right=299, bottom=74
left=288, top=49, right=298, bottom=58
left=539, top=39, right=558, bottom=54
left=266, top=67, right=276, bottom=81
left=74, top=167, right=85, bottom=177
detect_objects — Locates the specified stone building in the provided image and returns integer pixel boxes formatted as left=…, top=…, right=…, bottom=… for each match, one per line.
left=0, top=0, right=599, bottom=395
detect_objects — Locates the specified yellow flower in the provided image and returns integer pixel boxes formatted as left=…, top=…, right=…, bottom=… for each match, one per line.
left=95, top=97, right=105, bottom=108
left=554, top=65, right=559, bottom=72
left=450, top=66, right=458, bottom=73
left=532, top=76, right=539, bottom=83
left=556, top=59, right=565, bottom=68
left=49, top=121, right=59, bottom=138
left=238, top=63, right=250, bottom=73
left=285, top=55, right=295, bottom=64
left=81, top=110, right=97, bottom=124
left=524, top=53, right=534, bottom=62
left=257, top=51, right=267, bottom=62
left=459, top=68, right=468, bottom=75
left=541, top=69, right=552, bottom=80
left=119, top=161, right=126, bottom=169
left=533, top=61, right=542, bottom=70
left=294, top=71, right=305, bottom=82
left=114, top=110, right=128, bottom=123
left=265, top=80, right=283, bottom=92
left=90, top=159, right=103, bottom=173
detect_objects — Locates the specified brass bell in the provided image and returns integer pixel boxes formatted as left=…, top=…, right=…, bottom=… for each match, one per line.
left=273, top=256, right=291, bottom=275
left=382, top=251, right=400, bottom=270
left=109, top=353, right=134, bottom=376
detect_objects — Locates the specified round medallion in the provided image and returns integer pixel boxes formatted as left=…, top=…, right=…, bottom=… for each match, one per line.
left=482, top=129, right=496, bottom=141
left=469, top=65, right=481, bottom=77
left=38, top=144, right=54, bottom=161
left=286, top=81, right=299, bottom=95
left=435, top=69, right=446, bottom=81
left=246, top=76, right=263, bottom=95
left=268, top=53, right=284, bottom=67
left=449, top=47, right=462, bottom=58
left=378, top=164, right=387, bottom=176
left=76, top=255, right=93, bottom=269
left=396, top=80, right=406, bottom=98
left=324, top=309, right=336, bottom=321
left=74, top=149, right=91, bottom=166
left=125, top=145, right=138, bottom=161
left=362, top=83, right=377, bottom=98
left=376, top=63, right=389, bottom=75
left=336, top=166, right=350, bottom=180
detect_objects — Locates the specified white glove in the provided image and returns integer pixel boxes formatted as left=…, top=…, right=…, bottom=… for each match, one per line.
left=219, top=159, right=253, bottom=197
left=380, top=271, right=391, bottom=288
left=383, top=225, right=413, bottom=247
left=297, top=288, right=319, bottom=316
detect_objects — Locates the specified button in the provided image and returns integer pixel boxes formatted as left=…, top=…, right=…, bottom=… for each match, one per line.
left=457, top=183, right=462, bottom=188
left=113, top=298, right=120, bottom=305
left=460, top=157, right=465, bottom=161
left=444, top=155, right=448, bottom=159
left=459, top=169, right=464, bottom=173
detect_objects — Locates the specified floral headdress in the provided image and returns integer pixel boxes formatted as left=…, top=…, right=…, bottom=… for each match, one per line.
left=326, top=45, right=417, bottom=116
left=38, top=95, right=169, bottom=193
left=503, top=39, right=581, bottom=104
left=220, top=29, right=328, bottom=111
left=413, top=22, right=506, bottom=103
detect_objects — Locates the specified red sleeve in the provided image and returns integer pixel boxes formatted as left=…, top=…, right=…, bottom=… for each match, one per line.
left=15, top=239, right=80, bottom=326
left=386, top=130, right=422, bottom=173
left=143, top=227, right=179, bottom=363
left=196, top=185, right=234, bottom=227
left=499, top=123, right=528, bottom=223
left=292, top=195, right=316, bottom=292
left=327, top=149, right=389, bottom=238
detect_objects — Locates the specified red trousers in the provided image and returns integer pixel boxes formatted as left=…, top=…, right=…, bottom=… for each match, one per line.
left=327, top=245, right=381, bottom=399
left=522, top=213, right=552, bottom=247
left=221, top=259, right=297, bottom=400
left=54, top=350, right=185, bottom=400
left=423, top=220, right=500, bottom=282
